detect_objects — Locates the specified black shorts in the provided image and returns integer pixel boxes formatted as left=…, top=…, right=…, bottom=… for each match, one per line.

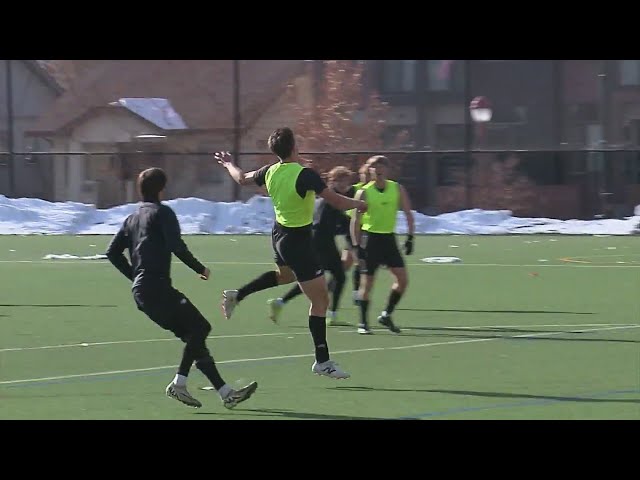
left=133, top=283, right=210, bottom=341
left=272, top=223, right=323, bottom=283
left=360, top=232, right=405, bottom=275
left=313, top=234, right=344, bottom=276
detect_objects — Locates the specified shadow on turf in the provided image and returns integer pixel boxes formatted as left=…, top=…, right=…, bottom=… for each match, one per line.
left=329, top=386, right=640, bottom=404
left=194, top=408, right=385, bottom=420
left=0, top=304, right=117, bottom=308
left=397, top=308, right=594, bottom=315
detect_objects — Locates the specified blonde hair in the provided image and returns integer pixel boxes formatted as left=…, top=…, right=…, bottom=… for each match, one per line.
left=328, top=166, right=353, bottom=182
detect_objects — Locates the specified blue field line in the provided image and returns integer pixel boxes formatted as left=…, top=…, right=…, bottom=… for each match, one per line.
left=395, top=388, right=640, bottom=419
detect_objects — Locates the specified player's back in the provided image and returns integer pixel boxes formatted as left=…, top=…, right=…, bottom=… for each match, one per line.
left=125, top=202, right=175, bottom=286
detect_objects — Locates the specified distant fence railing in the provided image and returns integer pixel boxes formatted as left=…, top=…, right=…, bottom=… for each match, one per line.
left=1, top=149, right=639, bottom=220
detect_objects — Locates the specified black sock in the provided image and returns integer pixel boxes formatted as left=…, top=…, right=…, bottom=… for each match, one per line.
left=353, top=265, right=361, bottom=292
left=330, top=273, right=345, bottom=312
left=177, top=347, right=195, bottom=377
left=195, top=357, right=226, bottom=390
left=385, top=290, right=403, bottom=316
left=281, top=284, right=303, bottom=304
left=237, top=271, right=279, bottom=302
left=359, top=300, right=369, bottom=326
left=309, top=315, right=329, bottom=363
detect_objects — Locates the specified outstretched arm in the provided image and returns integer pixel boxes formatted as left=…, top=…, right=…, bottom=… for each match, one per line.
left=215, top=151, right=262, bottom=186
left=319, top=187, right=367, bottom=213
left=105, top=224, right=133, bottom=280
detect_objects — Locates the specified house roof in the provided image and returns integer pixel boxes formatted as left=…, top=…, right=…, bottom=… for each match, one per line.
left=23, top=60, right=65, bottom=94
left=111, top=98, right=189, bottom=130
left=29, top=60, right=308, bottom=136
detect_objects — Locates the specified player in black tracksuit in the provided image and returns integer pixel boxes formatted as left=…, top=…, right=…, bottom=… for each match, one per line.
left=105, top=167, right=257, bottom=410
left=268, top=166, right=355, bottom=325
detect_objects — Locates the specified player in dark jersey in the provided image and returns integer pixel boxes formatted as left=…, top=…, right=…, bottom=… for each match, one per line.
left=267, top=166, right=355, bottom=325
left=216, top=128, right=366, bottom=379
left=105, top=167, right=257, bottom=409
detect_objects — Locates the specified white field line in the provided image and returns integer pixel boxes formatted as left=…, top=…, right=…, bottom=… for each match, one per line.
left=0, top=259, right=638, bottom=268
left=1, top=323, right=635, bottom=354
left=1, top=324, right=638, bottom=386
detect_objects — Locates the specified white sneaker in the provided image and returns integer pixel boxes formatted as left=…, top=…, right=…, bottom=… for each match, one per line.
left=312, top=360, right=350, bottom=379
left=165, top=382, right=202, bottom=408
left=326, top=311, right=338, bottom=326
left=221, top=381, right=258, bottom=409
left=222, top=290, right=239, bottom=319
left=267, top=298, right=284, bottom=323
left=357, top=324, right=373, bottom=335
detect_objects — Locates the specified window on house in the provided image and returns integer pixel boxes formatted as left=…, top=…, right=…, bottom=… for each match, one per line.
left=381, top=60, right=416, bottom=93
left=382, top=126, right=415, bottom=148
left=426, top=60, right=464, bottom=92
left=437, top=154, right=467, bottom=186
left=435, top=124, right=466, bottom=150
left=625, top=153, right=640, bottom=183
left=0, top=131, right=8, bottom=152
left=619, top=60, right=640, bottom=86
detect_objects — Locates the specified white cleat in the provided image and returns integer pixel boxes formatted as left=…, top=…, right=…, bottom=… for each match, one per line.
left=267, top=298, right=284, bottom=323
left=221, top=381, right=258, bottom=409
left=312, top=360, right=350, bottom=379
left=222, top=290, right=239, bottom=319
left=165, top=383, right=202, bottom=408
left=357, top=324, right=373, bottom=335
left=326, top=310, right=338, bottom=326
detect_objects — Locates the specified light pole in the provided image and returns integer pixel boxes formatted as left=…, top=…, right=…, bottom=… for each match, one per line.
left=468, top=96, right=492, bottom=209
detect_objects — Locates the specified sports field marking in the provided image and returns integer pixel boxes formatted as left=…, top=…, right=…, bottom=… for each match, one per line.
left=1, top=324, right=637, bottom=386
left=560, top=253, right=640, bottom=265
left=1, top=323, right=634, bottom=353
left=0, top=259, right=639, bottom=268
left=0, top=331, right=313, bottom=353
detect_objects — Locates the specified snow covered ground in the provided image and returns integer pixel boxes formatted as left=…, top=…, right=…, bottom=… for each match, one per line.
left=0, top=194, right=638, bottom=236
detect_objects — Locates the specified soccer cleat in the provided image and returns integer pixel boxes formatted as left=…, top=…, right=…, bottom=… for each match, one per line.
left=222, top=290, right=239, bottom=320
left=357, top=324, right=373, bottom=335
left=326, top=310, right=338, bottom=326
left=267, top=298, right=284, bottom=323
left=378, top=314, right=401, bottom=334
left=221, top=381, right=258, bottom=409
left=165, top=382, right=202, bottom=408
left=312, top=360, right=350, bottom=379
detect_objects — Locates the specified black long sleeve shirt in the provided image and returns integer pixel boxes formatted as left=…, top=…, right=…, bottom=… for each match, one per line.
left=105, top=202, right=206, bottom=288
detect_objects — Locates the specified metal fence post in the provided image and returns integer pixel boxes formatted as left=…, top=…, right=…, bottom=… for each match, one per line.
left=464, top=59, right=472, bottom=209
left=6, top=59, right=15, bottom=197
left=233, top=60, right=241, bottom=202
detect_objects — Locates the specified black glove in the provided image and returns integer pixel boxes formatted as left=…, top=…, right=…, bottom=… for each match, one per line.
left=404, top=235, right=414, bottom=255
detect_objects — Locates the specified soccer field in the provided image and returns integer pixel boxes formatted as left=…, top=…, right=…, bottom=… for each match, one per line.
left=0, top=234, right=638, bottom=420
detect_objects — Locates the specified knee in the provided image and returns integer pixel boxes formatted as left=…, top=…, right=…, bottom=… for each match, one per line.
left=312, top=289, right=330, bottom=311
left=190, top=320, right=211, bottom=342
left=334, top=270, right=346, bottom=284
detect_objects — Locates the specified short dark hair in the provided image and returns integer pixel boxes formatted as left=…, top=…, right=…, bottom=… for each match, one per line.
left=137, top=167, right=167, bottom=202
left=268, top=128, right=296, bottom=160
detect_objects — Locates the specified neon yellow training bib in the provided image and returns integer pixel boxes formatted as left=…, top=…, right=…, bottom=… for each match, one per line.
left=265, top=162, right=315, bottom=228
left=361, top=180, right=399, bottom=233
